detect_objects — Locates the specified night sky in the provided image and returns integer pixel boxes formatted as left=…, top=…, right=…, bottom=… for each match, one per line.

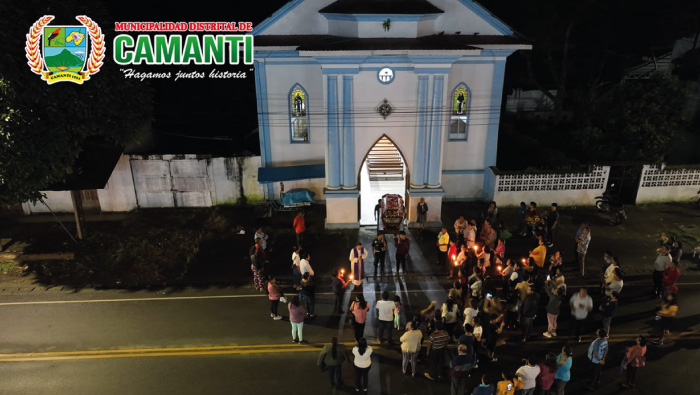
left=101, top=0, right=290, bottom=155
left=93, top=0, right=694, bottom=156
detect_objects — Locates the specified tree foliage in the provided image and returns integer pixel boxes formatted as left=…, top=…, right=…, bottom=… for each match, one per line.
left=0, top=0, right=152, bottom=204
left=572, top=78, right=687, bottom=162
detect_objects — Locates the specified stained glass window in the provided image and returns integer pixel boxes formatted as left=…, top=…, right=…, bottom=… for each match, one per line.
left=449, top=85, right=469, bottom=140
left=290, top=86, right=309, bottom=142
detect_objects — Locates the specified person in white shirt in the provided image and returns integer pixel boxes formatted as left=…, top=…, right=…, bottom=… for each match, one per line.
left=605, top=268, right=624, bottom=297
left=352, top=338, right=373, bottom=392
left=463, top=298, right=479, bottom=327
left=454, top=216, right=467, bottom=246
left=464, top=223, right=476, bottom=249
left=400, top=322, right=422, bottom=377
left=299, top=251, right=314, bottom=277
left=376, top=291, right=395, bottom=345
left=569, top=287, right=593, bottom=342
left=652, top=245, right=672, bottom=297
left=516, top=358, right=541, bottom=395
left=254, top=227, right=268, bottom=250
left=291, top=246, right=302, bottom=290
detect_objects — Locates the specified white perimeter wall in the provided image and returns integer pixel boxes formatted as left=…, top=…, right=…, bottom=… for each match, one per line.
left=636, top=165, right=700, bottom=203
left=21, top=155, right=265, bottom=214
left=492, top=166, right=610, bottom=207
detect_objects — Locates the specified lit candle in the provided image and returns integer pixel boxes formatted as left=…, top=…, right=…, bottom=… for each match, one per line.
left=340, top=269, right=345, bottom=275
left=349, top=274, right=354, bottom=280
left=522, top=258, right=526, bottom=264
left=473, top=246, right=478, bottom=252
left=497, top=265, right=502, bottom=272
left=452, top=255, right=456, bottom=261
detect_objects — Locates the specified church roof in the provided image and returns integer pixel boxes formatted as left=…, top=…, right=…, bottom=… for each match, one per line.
left=319, top=0, right=444, bottom=14
left=255, top=34, right=529, bottom=51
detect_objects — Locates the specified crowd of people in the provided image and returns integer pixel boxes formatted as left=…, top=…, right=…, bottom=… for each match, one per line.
left=246, top=201, right=685, bottom=394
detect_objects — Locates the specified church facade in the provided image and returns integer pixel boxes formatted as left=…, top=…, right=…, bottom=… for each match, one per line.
left=253, top=0, right=529, bottom=228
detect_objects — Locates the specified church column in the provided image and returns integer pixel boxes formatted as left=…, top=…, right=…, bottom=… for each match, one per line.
left=326, top=75, right=341, bottom=189
left=341, top=76, right=356, bottom=188
left=411, top=75, right=429, bottom=187
left=253, top=60, right=274, bottom=199
left=426, top=75, right=444, bottom=187
left=482, top=60, right=507, bottom=200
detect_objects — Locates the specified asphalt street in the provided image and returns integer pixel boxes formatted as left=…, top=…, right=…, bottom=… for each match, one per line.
left=1, top=230, right=699, bottom=394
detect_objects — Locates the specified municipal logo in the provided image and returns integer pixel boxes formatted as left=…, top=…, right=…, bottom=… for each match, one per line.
left=25, top=16, right=105, bottom=84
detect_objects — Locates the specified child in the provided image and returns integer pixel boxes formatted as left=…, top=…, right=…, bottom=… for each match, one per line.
left=394, top=295, right=404, bottom=329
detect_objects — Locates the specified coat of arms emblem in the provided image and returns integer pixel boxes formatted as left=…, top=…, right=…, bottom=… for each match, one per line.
left=25, top=15, right=105, bottom=84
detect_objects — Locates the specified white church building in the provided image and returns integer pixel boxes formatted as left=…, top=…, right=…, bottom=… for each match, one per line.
left=253, top=0, right=530, bottom=228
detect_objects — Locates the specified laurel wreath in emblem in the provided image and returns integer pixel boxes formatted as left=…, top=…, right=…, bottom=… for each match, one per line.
left=25, top=15, right=54, bottom=74
left=25, top=15, right=105, bottom=77
left=76, top=15, right=105, bottom=75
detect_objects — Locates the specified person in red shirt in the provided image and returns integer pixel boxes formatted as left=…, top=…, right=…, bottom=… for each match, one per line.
left=662, top=261, right=680, bottom=296
left=293, top=211, right=306, bottom=247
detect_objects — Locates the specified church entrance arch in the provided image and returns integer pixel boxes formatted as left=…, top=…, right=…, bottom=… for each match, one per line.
left=358, top=135, right=409, bottom=226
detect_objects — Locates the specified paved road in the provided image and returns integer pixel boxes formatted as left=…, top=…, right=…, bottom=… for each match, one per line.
left=1, top=230, right=698, bottom=394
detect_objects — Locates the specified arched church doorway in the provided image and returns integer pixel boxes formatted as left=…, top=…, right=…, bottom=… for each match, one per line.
left=359, top=135, right=408, bottom=226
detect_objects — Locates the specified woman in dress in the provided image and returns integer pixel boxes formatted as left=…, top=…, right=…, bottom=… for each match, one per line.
left=417, top=198, right=428, bottom=229
left=350, top=294, right=370, bottom=342
left=352, top=338, right=373, bottom=392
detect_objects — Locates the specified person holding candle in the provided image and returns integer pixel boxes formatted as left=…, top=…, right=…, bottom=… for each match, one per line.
left=349, top=243, right=368, bottom=286
left=331, top=269, right=349, bottom=314
left=448, top=240, right=458, bottom=279
left=464, top=222, right=477, bottom=250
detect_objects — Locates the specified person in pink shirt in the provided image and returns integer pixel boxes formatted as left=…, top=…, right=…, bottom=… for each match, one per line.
left=267, top=276, right=284, bottom=320
left=621, top=336, right=647, bottom=388
left=288, top=295, right=308, bottom=344
left=537, top=352, right=557, bottom=394
left=350, top=294, right=370, bottom=342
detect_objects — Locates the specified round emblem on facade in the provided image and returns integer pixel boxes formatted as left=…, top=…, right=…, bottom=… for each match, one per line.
left=377, top=67, right=394, bottom=85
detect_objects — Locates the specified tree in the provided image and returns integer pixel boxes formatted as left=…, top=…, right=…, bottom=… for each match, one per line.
left=0, top=0, right=152, bottom=205
left=572, top=78, right=687, bottom=162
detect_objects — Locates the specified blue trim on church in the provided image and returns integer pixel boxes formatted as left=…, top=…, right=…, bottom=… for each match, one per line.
left=327, top=76, right=341, bottom=188
left=254, top=60, right=274, bottom=198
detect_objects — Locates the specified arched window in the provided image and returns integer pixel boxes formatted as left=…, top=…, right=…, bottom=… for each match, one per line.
left=289, top=84, right=309, bottom=143
left=449, top=84, right=470, bottom=140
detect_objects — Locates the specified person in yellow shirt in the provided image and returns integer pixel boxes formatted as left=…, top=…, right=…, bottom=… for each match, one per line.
left=529, top=237, right=547, bottom=272
left=496, top=370, right=521, bottom=395
left=437, top=227, right=450, bottom=268
left=652, top=292, right=678, bottom=345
